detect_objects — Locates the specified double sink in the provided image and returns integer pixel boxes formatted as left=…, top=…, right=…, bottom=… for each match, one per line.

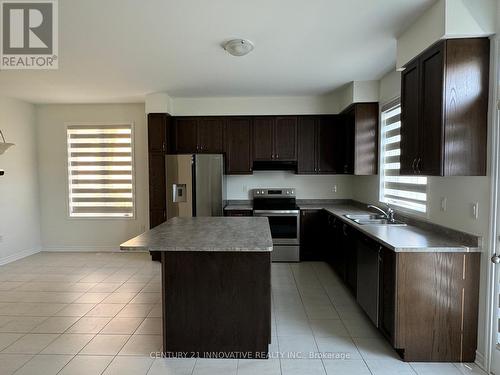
left=344, top=214, right=406, bottom=226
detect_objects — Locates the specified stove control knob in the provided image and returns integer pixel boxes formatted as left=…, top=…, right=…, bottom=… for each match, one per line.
left=286, top=190, right=290, bottom=195
left=256, top=191, right=260, bottom=195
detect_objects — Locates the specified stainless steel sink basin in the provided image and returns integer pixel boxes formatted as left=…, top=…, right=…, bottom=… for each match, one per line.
left=344, top=214, right=406, bottom=226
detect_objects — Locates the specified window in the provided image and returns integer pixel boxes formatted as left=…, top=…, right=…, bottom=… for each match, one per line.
left=67, top=124, right=135, bottom=218
left=379, top=101, right=428, bottom=213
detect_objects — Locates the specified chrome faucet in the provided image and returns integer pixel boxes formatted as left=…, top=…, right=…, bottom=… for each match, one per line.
left=367, top=204, right=395, bottom=222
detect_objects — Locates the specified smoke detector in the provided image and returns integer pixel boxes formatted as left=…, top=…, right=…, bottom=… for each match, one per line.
left=223, top=39, right=254, bottom=57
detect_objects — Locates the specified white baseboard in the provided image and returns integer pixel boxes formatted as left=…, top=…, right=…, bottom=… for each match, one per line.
left=42, top=245, right=122, bottom=252
left=0, top=246, right=41, bottom=266
left=475, top=350, right=487, bottom=371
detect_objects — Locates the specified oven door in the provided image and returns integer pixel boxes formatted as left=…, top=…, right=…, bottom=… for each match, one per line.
left=253, top=210, right=300, bottom=245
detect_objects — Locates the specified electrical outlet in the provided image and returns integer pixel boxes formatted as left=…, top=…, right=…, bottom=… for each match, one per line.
left=472, top=202, right=479, bottom=220
left=440, top=197, right=447, bottom=212
left=332, top=185, right=338, bottom=193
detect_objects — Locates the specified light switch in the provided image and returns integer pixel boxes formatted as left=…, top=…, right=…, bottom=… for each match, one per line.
left=440, top=197, right=447, bottom=212
left=472, top=202, right=479, bottom=220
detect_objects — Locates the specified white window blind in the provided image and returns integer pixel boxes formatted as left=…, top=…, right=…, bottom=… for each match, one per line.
left=380, top=101, right=428, bottom=213
left=67, top=124, right=134, bottom=218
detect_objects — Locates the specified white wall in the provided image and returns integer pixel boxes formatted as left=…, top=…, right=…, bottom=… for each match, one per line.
left=396, top=0, right=496, bottom=68
left=36, top=104, right=149, bottom=251
left=169, top=95, right=340, bottom=116
left=0, top=96, right=41, bottom=264
left=226, top=172, right=352, bottom=200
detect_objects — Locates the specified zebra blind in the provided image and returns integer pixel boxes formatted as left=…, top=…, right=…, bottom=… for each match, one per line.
left=380, top=101, right=428, bottom=213
left=67, top=124, right=135, bottom=218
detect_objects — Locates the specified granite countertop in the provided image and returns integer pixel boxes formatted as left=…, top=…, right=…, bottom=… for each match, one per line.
left=120, top=217, right=273, bottom=252
left=300, top=202, right=481, bottom=253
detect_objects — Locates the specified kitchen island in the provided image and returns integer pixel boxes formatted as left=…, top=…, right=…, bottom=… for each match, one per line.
left=121, top=217, right=273, bottom=358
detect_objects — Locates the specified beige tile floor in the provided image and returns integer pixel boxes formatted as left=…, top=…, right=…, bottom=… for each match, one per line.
left=0, top=252, right=488, bottom=375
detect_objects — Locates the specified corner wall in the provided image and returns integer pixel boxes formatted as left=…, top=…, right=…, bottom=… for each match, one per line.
left=0, top=96, right=41, bottom=264
left=36, top=104, right=149, bottom=251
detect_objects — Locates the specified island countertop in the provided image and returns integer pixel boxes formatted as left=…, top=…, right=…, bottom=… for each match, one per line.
left=120, top=216, right=273, bottom=252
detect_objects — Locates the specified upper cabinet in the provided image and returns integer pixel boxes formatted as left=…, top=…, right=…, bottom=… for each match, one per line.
left=297, top=116, right=337, bottom=174
left=340, top=103, right=379, bottom=175
left=253, top=116, right=297, bottom=161
left=400, top=38, right=489, bottom=176
left=174, top=117, right=224, bottom=154
left=224, top=117, right=253, bottom=175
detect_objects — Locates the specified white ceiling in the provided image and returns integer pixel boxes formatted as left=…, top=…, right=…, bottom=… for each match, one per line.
left=0, top=0, right=435, bottom=104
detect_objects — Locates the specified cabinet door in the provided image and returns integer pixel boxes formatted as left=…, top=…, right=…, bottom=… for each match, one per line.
left=378, top=247, right=396, bottom=345
left=175, top=118, right=198, bottom=153
left=274, top=116, right=297, bottom=160
left=224, top=117, right=253, bottom=174
left=150, top=209, right=166, bottom=229
left=354, top=103, right=379, bottom=175
left=420, top=43, right=444, bottom=176
left=317, top=116, right=337, bottom=174
left=400, top=60, right=420, bottom=175
left=300, top=210, right=326, bottom=261
left=297, top=116, right=318, bottom=173
left=148, top=113, right=167, bottom=152
left=336, top=110, right=354, bottom=174
left=198, top=117, right=224, bottom=153
left=253, top=117, right=274, bottom=160
left=344, top=224, right=357, bottom=295
left=148, top=153, right=166, bottom=212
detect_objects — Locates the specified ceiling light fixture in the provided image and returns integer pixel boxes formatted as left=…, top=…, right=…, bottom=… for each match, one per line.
left=223, top=39, right=254, bottom=57
left=0, top=130, right=14, bottom=155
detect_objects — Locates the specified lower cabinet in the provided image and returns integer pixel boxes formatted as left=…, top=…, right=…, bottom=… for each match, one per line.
left=323, top=218, right=480, bottom=362
left=378, top=247, right=396, bottom=345
left=300, top=210, right=327, bottom=261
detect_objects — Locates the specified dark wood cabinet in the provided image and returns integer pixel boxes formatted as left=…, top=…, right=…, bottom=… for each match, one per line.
left=148, top=113, right=170, bottom=262
left=300, top=209, right=327, bottom=261
left=148, top=113, right=168, bottom=153
left=274, top=117, right=297, bottom=160
left=253, top=117, right=274, bottom=160
left=174, top=117, right=224, bottom=154
left=174, top=117, right=198, bottom=153
left=378, top=246, right=396, bottom=345
left=317, top=116, right=337, bottom=174
left=340, top=103, right=379, bottom=175
left=297, top=116, right=337, bottom=174
left=400, top=59, right=420, bottom=176
left=400, top=38, right=489, bottom=176
left=197, top=117, right=224, bottom=153
left=297, top=116, right=318, bottom=173
left=253, top=116, right=297, bottom=161
left=224, top=117, right=253, bottom=174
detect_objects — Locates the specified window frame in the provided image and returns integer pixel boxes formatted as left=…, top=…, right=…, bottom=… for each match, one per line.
left=378, top=99, right=429, bottom=217
left=64, top=122, right=137, bottom=220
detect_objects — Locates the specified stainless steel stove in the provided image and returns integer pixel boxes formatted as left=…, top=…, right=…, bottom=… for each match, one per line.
left=252, top=188, right=300, bottom=262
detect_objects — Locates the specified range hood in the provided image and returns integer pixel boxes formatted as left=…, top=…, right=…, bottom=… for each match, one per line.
left=252, top=160, right=297, bottom=171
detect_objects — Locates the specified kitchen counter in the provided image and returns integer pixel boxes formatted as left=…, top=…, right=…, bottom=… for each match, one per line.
left=120, top=216, right=272, bottom=252
left=223, top=204, right=253, bottom=211
left=298, top=202, right=481, bottom=253
left=120, top=216, right=272, bottom=358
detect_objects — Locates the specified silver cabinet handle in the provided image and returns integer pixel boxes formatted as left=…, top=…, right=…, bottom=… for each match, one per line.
left=416, top=158, right=421, bottom=174
left=412, top=158, right=417, bottom=173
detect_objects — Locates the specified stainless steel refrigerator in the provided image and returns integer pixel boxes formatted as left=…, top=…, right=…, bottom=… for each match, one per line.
left=165, top=154, right=225, bottom=219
